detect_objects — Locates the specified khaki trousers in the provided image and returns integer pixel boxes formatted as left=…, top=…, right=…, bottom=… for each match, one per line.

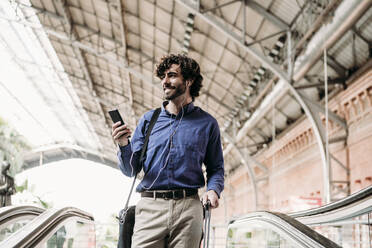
left=132, top=194, right=203, bottom=248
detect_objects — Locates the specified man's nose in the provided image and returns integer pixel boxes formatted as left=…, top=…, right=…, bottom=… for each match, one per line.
left=162, top=76, right=169, bottom=85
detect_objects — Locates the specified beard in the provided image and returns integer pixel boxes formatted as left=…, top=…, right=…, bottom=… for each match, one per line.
left=164, top=81, right=187, bottom=100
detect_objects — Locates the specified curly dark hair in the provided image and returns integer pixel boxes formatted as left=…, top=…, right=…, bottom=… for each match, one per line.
left=155, top=54, right=203, bottom=101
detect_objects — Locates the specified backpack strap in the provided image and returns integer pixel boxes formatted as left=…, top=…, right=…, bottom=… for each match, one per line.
left=123, top=108, right=161, bottom=210
left=139, top=108, right=161, bottom=164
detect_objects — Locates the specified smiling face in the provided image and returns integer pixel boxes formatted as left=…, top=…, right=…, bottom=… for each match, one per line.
left=161, top=64, right=190, bottom=101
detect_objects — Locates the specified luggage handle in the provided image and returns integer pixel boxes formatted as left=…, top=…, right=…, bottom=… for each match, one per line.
left=203, top=200, right=211, bottom=248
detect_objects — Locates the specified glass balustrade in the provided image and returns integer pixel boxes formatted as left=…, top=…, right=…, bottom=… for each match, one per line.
left=35, top=218, right=95, bottom=248
left=227, top=221, right=301, bottom=248
left=0, top=217, right=34, bottom=242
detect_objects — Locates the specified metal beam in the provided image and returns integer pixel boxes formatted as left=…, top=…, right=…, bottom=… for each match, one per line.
left=300, top=93, right=347, bottom=130
left=245, top=30, right=286, bottom=47
left=222, top=132, right=268, bottom=174
left=237, top=141, right=267, bottom=149
left=294, top=78, right=346, bottom=90
left=23, top=144, right=117, bottom=169
left=201, top=0, right=240, bottom=14
left=117, top=0, right=136, bottom=125
left=244, top=0, right=289, bottom=31
left=352, top=26, right=370, bottom=45
left=323, top=56, right=347, bottom=78
left=253, top=127, right=268, bottom=140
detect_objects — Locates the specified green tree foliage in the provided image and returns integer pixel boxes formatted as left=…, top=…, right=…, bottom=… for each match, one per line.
left=0, top=117, right=30, bottom=176
left=0, top=117, right=30, bottom=206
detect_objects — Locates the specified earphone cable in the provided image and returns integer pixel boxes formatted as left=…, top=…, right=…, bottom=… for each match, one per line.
left=140, top=96, right=186, bottom=190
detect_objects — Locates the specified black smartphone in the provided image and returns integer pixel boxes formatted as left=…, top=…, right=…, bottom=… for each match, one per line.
left=108, top=109, right=125, bottom=126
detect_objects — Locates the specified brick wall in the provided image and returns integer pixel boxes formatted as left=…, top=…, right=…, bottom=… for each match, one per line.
left=214, top=68, right=372, bottom=226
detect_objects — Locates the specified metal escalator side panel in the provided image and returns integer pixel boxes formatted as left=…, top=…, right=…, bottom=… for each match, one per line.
left=227, top=211, right=341, bottom=248
left=0, top=206, right=94, bottom=248
left=30, top=216, right=95, bottom=248
left=290, top=185, right=372, bottom=218
left=0, top=215, right=38, bottom=243
left=295, top=196, right=372, bottom=226
left=0, top=205, right=45, bottom=243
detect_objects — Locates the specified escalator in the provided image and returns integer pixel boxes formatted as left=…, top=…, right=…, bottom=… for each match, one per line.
left=0, top=186, right=370, bottom=247
left=290, top=185, right=372, bottom=247
left=0, top=206, right=44, bottom=243
left=227, top=186, right=372, bottom=247
left=2, top=205, right=338, bottom=248
left=0, top=207, right=95, bottom=248
left=227, top=211, right=341, bottom=247
left=289, top=185, right=372, bottom=225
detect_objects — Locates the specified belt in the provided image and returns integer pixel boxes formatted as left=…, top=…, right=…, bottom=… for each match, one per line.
left=141, top=189, right=198, bottom=200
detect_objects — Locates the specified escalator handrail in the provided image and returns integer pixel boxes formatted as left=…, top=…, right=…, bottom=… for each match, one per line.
left=289, top=185, right=372, bottom=218
left=0, top=206, right=94, bottom=248
left=0, top=205, right=44, bottom=224
left=228, top=211, right=341, bottom=248
left=292, top=194, right=372, bottom=225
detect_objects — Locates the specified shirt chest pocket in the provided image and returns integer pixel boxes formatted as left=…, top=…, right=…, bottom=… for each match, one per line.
left=171, top=144, right=202, bottom=172
left=174, top=131, right=207, bottom=160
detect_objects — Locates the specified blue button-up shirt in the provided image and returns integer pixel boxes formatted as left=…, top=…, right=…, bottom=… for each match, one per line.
left=117, top=102, right=224, bottom=196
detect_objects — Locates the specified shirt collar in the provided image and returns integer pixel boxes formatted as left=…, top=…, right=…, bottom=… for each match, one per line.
left=162, top=101, right=195, bottom=116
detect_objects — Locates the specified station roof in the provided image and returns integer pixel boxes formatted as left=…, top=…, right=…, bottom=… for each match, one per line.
left=0, top=0, right=371, bottom=172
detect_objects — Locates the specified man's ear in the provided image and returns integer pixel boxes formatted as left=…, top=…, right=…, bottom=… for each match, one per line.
left=186, top=80, right=193, bottom=87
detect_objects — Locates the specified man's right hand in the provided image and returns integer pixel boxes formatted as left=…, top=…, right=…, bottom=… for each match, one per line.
left=112, top=122, right=132, bottom=146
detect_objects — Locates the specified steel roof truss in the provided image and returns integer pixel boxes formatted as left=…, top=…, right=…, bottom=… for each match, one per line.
left=245, top=29, right=287, bottom=47
left=56, top=0, right=112, bottom=150
left=176, top=0, right=290, bottom=81
left=253, top=127, right=268, bottom=141
left=352, top=26, right=370, bottom=45
left=322, top=55, right=347, bottom=78
left=236, top=141, right=267, bottom=149
left=200, top=0, right=240, bottom=14
left=200, top=91, right=232, bottom=112
left=244, top=0, right=289, bottom=31
left=300, top=92, right=347, bottom=131
left=20, top=3, right=163, bottom=93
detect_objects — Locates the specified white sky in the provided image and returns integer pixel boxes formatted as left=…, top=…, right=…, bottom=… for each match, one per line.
left=14, top=159, right=140, bottom=222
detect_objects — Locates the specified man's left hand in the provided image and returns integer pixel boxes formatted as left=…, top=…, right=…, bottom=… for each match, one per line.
left=202, top=190, right=219, bottom=209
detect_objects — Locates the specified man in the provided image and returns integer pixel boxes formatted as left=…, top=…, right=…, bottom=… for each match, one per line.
left=112, top=54, right=224, bottom=248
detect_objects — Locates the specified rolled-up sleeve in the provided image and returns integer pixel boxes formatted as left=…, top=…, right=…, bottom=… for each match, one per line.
left=204, top=120, right=224, bottom=197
